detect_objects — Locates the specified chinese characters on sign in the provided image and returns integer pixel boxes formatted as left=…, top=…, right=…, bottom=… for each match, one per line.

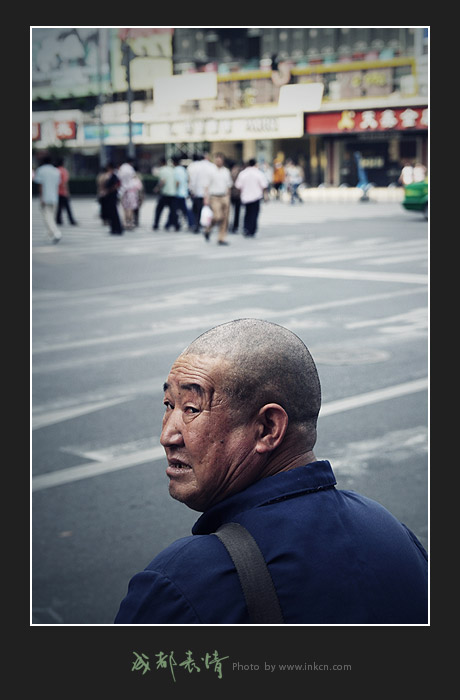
left=54, top=120, right=77, bottom=140
left=306, top=107, right=428, bottom=135
left=132, top=650, right=229, bottom=682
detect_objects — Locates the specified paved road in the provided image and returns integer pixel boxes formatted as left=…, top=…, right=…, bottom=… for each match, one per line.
left=31, top=194, right=428, bottom=624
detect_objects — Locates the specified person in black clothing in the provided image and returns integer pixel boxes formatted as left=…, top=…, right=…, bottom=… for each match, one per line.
left=102, top=163, right=123, bottom=234
left=230, top=161, right=243, bottom=232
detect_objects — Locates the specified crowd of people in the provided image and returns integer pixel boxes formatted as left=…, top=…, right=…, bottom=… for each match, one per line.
left=34, top=151, right=427, bottom=246
left=92, top=152, right=307, bottom=243
left=150, top=151, right=271, bottom=245
left=33, top=150, right=309, bottom=245
left=147, top=152, right=307, bottom=245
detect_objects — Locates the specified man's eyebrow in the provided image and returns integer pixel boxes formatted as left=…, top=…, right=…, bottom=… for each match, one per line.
left=180, top=383, right=205, bottom=396
left=162, top=381, right=205, bottom=396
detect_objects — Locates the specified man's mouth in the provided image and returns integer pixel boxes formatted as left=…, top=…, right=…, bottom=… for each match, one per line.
left=167, top=459, right=192, bottom=473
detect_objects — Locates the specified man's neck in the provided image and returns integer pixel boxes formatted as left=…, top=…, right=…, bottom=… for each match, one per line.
left=262, top=429, right=317, bottom=478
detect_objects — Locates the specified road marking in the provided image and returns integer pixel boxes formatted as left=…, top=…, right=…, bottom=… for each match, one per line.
left=319, top=378, right=428, bottom=416
left=253, top=266, right=428, bottom=285
left=257, top=243, right=426, bottom=266
left=326, top=425, right=428, bottom=476
left=368, top=253, right=427, bottom=266
left=346, top=307, right=427, bottom=330
left=272, top=287, right=426, bottom=319
left=31, top=377, right=428, bottom=492
left=32, top=446, right=166, bottom=492
left=32, top=396, right=132, bottom=431
left=32, top=377, right=166, bottom=430
left=32, top=287, right=427, bottom=360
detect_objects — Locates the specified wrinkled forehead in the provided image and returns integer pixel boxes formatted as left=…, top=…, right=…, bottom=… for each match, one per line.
left=165, top=353, right=233, bottom=395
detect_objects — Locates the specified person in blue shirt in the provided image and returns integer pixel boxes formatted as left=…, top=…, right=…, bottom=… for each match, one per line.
left=115, top=318, right=428, bottom=625
left=152, top=157, right=179, bottom=231
left=170, top=155, right=194, bottom=231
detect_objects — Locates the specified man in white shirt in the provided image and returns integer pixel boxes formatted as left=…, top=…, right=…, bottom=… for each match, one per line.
left=399, top=161, right=414, bottom=186
left=188, top=152, right=215, bottom=233
left=203, top=153, right=233, bottom=245
left=34, top=155, right=62, bottom=243
left=235, top=159, right=269, bottom=237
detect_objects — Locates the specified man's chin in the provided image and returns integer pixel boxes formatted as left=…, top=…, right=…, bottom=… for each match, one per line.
left=168, top=482, right=206, bottom=513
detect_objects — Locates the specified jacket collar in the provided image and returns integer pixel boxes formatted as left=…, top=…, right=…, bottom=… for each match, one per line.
left=192, top=460, right=337, bottom=535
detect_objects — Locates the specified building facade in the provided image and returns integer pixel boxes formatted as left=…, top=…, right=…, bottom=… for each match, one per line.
left=32, top=27, right=428, bottom=186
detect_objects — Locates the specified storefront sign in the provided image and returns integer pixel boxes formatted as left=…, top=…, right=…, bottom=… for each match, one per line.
left=83, top=122, right=144, bottom=142
left=335, top=68, right=393, bottom=99
left=305, top=107, right=428, bottom=134
left=32, top=123, right=41, bottom=141
left=31, top=112, right=83, bottom=145
left=55, top=120, right=77, bottom=140
left=147, top=111, right=303, bottom=143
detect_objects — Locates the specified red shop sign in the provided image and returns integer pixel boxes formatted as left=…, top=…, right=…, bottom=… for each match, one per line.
left=32, top=123, right=41, bottom=141
left=54, top=120, right=77, bottom=140
left=305, top=107, right=428, bottom=134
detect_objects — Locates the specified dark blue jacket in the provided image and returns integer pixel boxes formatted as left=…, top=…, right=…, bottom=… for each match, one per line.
left=114, top=461, right=428, bottom=624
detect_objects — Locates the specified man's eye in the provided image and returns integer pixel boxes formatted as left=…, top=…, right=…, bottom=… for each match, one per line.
left=163, top=400, right=173, bottom=410
left=184, top=406, right=199, bottom=414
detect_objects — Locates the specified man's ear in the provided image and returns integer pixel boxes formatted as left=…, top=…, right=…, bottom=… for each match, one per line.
left=255, top=404, right=289, bottom=454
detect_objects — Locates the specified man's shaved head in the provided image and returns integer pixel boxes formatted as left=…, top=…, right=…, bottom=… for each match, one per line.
left=181, top=318, right=321, bottom=445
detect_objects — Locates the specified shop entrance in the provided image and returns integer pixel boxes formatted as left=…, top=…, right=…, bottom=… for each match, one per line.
left=338, top=134, right=421, bottom=187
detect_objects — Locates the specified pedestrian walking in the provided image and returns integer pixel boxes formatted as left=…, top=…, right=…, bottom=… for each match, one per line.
left=413, top=162, right=427, bottom=183
left=258, top=158, right=273, bottom=192
left=272, top=159, right=286, bottom=199
left=152, top=158, right=178, bottom=231
left=235, top=158, right=269, bottom=237
left=230, top=161, right=243, bottom=232
left=398, top=160, right=414, bottom=186
left=55, top=158, right=77, bottom=225
left=203, top=153, right=232, bottom=245
left=132, top=169, right=145, bottom=228
left=188, top=152, right=215, bottom=233
left=120, top=175, right=142, bottom=230
left=117, top=158, right=136, bottom=190
left=101, top=162, right=124, bottom=235
left=121, top=172, right=143, bottom=231
left=187, top=154, right=203, bottom=232
left=117, top=158, right=138, bottom=230
left=285, top=159, right=304, bottom=204
left=34, top=154, right=62, bottom=244
left=171, top=155, right=194, bottom=231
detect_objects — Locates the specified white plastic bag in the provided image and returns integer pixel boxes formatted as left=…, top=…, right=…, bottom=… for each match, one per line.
left=200, top=204, right=213, bottom=228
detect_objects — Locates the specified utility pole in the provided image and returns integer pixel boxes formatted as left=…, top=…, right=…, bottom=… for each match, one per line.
left=97, top=28, right=107, bottom=168
left=121, top=39, right=136, bottom=159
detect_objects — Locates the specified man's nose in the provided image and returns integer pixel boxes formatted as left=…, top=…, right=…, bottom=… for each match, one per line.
left=160, top=411, right=184, bottom=447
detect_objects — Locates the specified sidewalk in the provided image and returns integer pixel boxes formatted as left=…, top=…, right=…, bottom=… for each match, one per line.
left=295, top=186, right=404, bottom=203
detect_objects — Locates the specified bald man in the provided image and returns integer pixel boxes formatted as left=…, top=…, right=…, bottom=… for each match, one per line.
left=115, top=319, right=428, bottom=624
